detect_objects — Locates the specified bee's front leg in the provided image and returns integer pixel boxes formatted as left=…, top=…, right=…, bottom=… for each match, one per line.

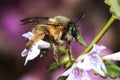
left=66, top=41, right=74, bottom=62
left=52, top=43, right=59, bottom=64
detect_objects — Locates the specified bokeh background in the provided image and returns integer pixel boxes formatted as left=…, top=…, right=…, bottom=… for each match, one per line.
left=0, top=0, right=120, bottom=80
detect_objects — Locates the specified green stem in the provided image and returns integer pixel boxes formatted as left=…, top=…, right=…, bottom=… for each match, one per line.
left=79, top=15, right=115, bottom=56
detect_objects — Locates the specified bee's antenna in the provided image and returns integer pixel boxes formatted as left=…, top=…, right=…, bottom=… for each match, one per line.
left=75, top=14, right=85, bottom=23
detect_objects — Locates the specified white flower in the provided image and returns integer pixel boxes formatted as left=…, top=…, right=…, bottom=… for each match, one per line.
left=22, top=31, right=34, bottom=40
left=61, top=62, right=91, bottom=80
left=77, top=44, right=107, bottom=76
left=21, top=31, right=50, bottom=65
left=103, top=52, right=120, bottom=61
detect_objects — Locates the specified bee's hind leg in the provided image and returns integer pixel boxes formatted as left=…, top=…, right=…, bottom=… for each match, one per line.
left=52, top=43, right=60, bottom=64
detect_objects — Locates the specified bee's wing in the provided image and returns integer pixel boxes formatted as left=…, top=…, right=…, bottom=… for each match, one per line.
left=21, top=17, right=49, bottom=25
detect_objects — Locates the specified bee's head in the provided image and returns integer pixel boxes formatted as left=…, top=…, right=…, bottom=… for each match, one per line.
left=67, top=22, right=79, bottom=41
left=67, top=14, right=85, bottom=41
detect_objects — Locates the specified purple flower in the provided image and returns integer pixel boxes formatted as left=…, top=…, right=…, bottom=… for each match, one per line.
left=77, top=44, right=107, bottom=76
left=21, top=32, right=50, bottom=65
left=61, top=62, right=91, bottom=80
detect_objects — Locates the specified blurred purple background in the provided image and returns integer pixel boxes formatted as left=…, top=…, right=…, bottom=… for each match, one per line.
left=0, top=0, right=120, bottom=80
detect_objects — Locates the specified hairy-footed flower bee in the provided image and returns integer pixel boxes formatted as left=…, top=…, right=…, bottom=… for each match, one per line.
left=21, top=15, right=85, bottom=64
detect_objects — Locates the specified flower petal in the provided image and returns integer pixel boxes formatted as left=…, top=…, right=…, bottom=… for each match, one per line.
left=38, top=40, right=50, bottom=49
left=61, top=68, right=72, bottom=76
left=66, top=72, right=79, bottom=80
left=24, top=49, right=40, bottom=65
left=77, top=44, right=107, bottom=76
left=89, top=44, right=106, bottom=54
left=65, top=67, right=91, bottom=80
left=22, top=39, right=50, bottom=65
left=22, top=31, right=34, bottom=40
left=77, top=55, right=93, bottom=70
left=24, top=42, right=40, bottom=65
left=61, top=62, right=91, bottom=80
left=21, top=49, right=28, bottom=57
left=80, top=58, right=93, bottom=70
left=88, top=53, right=106, bottom=76
left=93, top=62, right=106, bottom=76
left=81, top=71, right=91, bottom=80
left=103, top=52, right=120, bottom=61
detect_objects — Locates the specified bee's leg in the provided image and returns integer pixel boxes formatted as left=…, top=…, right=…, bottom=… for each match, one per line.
left=25, top=40, right=34, bottom=49
left=56, top=39, right=64, bottom=44
left=25, top=32, right=45, bottom=49
left=52, top=43, right=59, bottom=64
left=66, top=41, right=74, bottom=62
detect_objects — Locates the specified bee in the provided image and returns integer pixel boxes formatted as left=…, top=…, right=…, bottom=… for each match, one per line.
left=21, top=15, right=83, bottom=62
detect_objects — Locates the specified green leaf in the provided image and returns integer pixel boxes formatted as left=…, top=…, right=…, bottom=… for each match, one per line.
left=57, top=46, right=67, bottom=54
left=64, top=61, right=73, bottom=68
left=57, top=76, right=67, bottom=80
left=60, top=55, right=70, bottom=64
left=47, top=62, right=60, bottom=71
left=104, top=0, right=120, bottom=20
left=77, top=36, right=87, bottom=46
left=103, top=60, right=120, bottom=79
left=59, top=54, right=74, bottom=68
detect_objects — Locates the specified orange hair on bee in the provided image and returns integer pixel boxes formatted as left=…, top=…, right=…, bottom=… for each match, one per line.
left=25, top=32, right=45, bottom=49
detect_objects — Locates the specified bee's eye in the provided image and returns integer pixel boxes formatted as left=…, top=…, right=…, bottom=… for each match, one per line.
left=68, top=22, right=77, bottom=37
